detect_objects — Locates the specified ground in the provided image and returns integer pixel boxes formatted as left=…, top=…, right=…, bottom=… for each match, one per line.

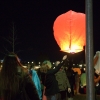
left=73, top=94, right=100, bottom=100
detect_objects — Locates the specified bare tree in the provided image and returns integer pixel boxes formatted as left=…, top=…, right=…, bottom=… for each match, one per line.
left=0, top=22, right=22, bottom=55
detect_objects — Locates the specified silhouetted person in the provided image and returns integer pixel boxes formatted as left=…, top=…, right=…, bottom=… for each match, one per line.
left=55, top=62, right=71, bottom=100
left=65, top=66, right=75, bottom=100
left=0, top=52, right=39, bottom=100
left=40, top=55, right=67, bottom=100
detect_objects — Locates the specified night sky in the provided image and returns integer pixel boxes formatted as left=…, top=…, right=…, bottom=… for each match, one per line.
left=0, top=1, right=100, bottom=63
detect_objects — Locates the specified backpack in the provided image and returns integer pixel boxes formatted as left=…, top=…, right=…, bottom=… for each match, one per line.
left=55, top=69, right=68, bottom=91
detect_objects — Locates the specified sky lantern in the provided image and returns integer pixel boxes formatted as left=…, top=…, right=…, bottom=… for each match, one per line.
left=53, top=10, right=86, bottom=53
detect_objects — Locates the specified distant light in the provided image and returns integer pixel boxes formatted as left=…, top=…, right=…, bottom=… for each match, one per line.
left=53, top=62, right=55, bottom=64
left=32, top=62, right=34, bottom=63
left=73, top=64, right=75, bottom=66
left=23, top=66, right=27, bottom=68
left=28, top=62, right=29, bottom=63
left=39, top=62, right=41, bottom=64
left=34, top=66, right=40, bottom=69
left=79, top=64, right=82, bottom=67
left=53, top=67, right=55, bottom=69
left=84, top=68, right=86, bottom=71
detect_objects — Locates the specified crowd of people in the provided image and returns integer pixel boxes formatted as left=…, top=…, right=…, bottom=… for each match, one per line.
left=0, top=52, right=100, bottom=100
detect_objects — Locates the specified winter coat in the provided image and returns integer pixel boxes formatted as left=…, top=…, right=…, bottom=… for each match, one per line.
left=44, top=60, right=65, bottom=96
left=16, top=73, right=40, bottom=100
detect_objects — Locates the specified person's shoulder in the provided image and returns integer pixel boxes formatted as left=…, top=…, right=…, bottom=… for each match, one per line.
left=17, top=71, right=30, bottom=80
left=21, top=73, right=32, bottom=85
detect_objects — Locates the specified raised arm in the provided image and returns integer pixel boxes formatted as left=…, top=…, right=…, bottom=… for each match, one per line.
left=47, top=55, right=67, bottom=74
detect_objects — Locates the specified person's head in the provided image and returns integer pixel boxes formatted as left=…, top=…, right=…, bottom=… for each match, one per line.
left=42, top=60, right=52, bottom=69
left=0, top=52, right=24, bottom=99
left=2, top=52, right=23, bottom=74
left=40, top=60, right=52, bottom=73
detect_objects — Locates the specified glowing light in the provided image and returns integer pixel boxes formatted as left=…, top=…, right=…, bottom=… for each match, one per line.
left=53, top=62, right=55, bottom=64
left=39, top=62, right=41, bottom=64
left=23, top=66, right=27, bottom=68
left=53, top=10, right=86, bottom=53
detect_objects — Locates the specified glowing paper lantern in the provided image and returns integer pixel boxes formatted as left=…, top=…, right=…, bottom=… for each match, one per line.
left=53, top=10, right=86, bottom=53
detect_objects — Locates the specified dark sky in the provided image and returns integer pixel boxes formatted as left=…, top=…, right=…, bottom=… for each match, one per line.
left=0, top=1, right=100, bottom=62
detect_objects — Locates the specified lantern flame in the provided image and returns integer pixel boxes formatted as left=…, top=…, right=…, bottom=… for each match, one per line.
left=53, top=10, right=86, bottom=53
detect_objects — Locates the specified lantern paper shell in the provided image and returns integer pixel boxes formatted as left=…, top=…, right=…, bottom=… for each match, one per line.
left=53, top=10, right=86, bottom=53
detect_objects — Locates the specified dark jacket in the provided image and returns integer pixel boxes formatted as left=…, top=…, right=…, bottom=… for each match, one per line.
left=16, top=73, right=40, bottom=100
left=0, top=73, right=40, bottom=100
left=44, top=60, right=65, bottom=96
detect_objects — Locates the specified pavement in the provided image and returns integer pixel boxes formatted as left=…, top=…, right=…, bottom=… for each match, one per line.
left=73, top=94, right=100, bottom=100
left=42, top=93, right=100, bottom=100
